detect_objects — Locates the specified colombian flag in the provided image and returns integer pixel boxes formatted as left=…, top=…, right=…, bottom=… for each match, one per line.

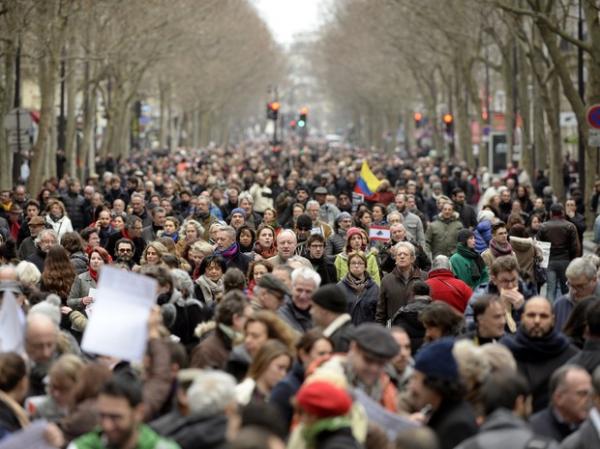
left=354, top=161, right=382, bottom=197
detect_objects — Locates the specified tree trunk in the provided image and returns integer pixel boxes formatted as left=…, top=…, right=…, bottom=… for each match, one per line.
left=501, top=41, right=516, bottom=166
left=0, top=42, right=16, bottom=189
left=64, top=38, right=78, bottom=178
left=517, top=43, right=533, bottom=178
left=158, top=80, right=169, bottom=150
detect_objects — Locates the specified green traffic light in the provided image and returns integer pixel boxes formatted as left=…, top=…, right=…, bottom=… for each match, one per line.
left=298, top=120, right=306, bottom=127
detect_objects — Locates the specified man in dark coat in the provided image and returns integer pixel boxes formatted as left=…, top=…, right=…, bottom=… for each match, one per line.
left=452, top=187, right=477, bottom=229
left=310, top=284, right=354, bottom=353
left=306, top=234, right=337, bottom=285
left=61, top=179, right=86, bottom=230
left=529, top=365, right=591, bottom=442
left=561, top=366, right=600, bottom=449
left=501, top=297, right=580, bottom=412
left=409, top=338, right=478, bottom=449
left=214, top=225, right=251, bottom=275
left=278, top=267, right=318, bottom=333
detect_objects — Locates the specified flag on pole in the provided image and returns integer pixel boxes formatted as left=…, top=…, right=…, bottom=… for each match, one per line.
left=354, top=161, right=382, bottom=197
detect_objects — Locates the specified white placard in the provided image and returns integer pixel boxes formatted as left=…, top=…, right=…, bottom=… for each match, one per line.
left=536, top=240, right=551, bottom=269
left=0, top=291, right=25, bottom=354
left=81, top=267, right=157, bottom=363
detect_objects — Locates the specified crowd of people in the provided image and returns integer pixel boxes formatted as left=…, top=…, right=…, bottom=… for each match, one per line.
left=0, top=141, right=599, bottom=449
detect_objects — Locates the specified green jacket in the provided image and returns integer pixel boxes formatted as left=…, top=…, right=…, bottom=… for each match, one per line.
left=449, top=250, right=489, bottom=289
left=69, top=424, right=180, bottom=449
left=425, top=216, right=463, bottom=258
left=334, top=250, right=380, bottom=286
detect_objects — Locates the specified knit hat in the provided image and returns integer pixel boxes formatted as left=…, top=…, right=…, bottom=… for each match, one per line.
left=231, top=208, right=246, bottom=218
left=336, top=211, right=352, bottom=223
left=296, top=380, right=353, bottom=418
left=312, top=284, right=347, bottom=314
left=477, top=209, right=495, bottom=223
left=457, top=229, right=474, bottom=245
left=414, top=338, right=458, bottom=381
left=29, top=294, right=62, bottom=327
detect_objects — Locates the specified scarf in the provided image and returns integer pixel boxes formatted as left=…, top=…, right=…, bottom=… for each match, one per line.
left=253, top=241, right=277, bottom=259
left=217, top=241, right=239, bottom=259
left=0, top=390, right=30, bottom=430
left=501, top=327, right=570, bottom=362
left=49, top=213, right=63, bottom=222
left=302, top=416, right=353, bottom=449
left=89, top=267, right=99, bottom=283
left=344, top=272, right=370, bottom=295
left=490, top=239, right=513, bottom=257
left=196, top=275, right=223, bottom=304
left=456, top=243, right=485, bottom=281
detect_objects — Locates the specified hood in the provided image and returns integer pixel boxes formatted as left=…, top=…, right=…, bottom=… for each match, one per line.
left=194, top=320, right=216, bottom=339
left=509, top=236, right=534, bottom=251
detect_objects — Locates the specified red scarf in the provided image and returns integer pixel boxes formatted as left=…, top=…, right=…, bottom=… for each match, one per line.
left=89, top=267, right=99, bottom=283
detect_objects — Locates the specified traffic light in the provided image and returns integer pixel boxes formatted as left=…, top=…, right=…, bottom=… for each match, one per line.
left=289, top=119, right=297, bottom=129
left=414, top=112, right=423, bottom=128
left=443, top=113, right=454, bottom=135
left=266, top=101, right=280, bottom=120
left=298, top=107, right=308, bottom=128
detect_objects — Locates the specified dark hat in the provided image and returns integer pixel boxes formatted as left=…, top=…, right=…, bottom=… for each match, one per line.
left=231, top=207, right=246, bottom=218
left=314, top=186, right=328, bottom=195
left=28, top=216, right=45, bottom=226
left=296, top=380, right=353, bottom=418
left=296, top=214, right=313, bottom=231
left=312, top=284, right=347, bottom=314
left=257, top=273, right=290, bottom=298
left=351, top=323, right=399, bottom=359
left=414, top=338, right=458, bottom=381
left=457, top=229, right=474, bottom=244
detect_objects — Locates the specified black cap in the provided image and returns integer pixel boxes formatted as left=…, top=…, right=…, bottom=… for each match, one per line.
left=257, top=274, right=290, bottom=298
left=351, top=323, right=399, bottom=359
left=312, top=284, right=347, bottom=314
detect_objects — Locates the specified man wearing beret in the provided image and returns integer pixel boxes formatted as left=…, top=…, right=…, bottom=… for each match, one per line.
left=310, top=284, right=355, bottom=353
left=296, top=380, right=361, bottom=449
left=408, top=338, right=478, bottom=449
left=314, top=323, right=399, bottom=412
left=252, top=274, right=290, bottom=312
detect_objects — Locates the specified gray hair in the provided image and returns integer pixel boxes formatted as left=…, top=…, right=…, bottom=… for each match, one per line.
left=277, top=229, right=297, bottom=243
left=15, top=261, right=41, bottom=285
left=181, top=219, right=205, bottom=237
left=171, top=269, right=194, bottom=297
left=218, top=225, right=236, bottom=241
left=238, top=192, right=253, bottom=205
left=566, top=257, right=597, bottom=281
left=35, top=229, right=58, bottom=245
left=387, top=211, right=403, bottom=223
left=431, top=255, right=451, bottom=271
left=187, top=370, right=237, bottom=418
left=393, top=241, right=415, bottom=258
left=306, top=200, right=320, bottom=210
left=291, top=266, right=321, bottom=289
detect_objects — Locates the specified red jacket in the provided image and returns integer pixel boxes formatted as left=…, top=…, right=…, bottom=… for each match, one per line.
left=426, top=269, right=472, bottom=313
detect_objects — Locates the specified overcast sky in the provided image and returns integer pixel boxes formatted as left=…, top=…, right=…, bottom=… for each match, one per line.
left=251, top=0, right=330, bottom=44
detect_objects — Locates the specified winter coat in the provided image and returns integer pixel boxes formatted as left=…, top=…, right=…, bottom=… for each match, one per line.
left=278, top=298, right=313, bottom=333
left=427, top=399, right=478, bottom=449
left=402, top=210, right=426, bottom=248
left=454, top=408, right=558, bottom=449
left=560, top=411, right=600, bottom=449
left=338, top=276, right=379, bottom=325
left=68, top=271, right=96, bottom=310
left=61, top=192, right=86, bottom=230
left=553, top=283, right=600, bottom=331
left=568, top=338, right=600, bottom=375
left=510, top=236, right=542, bottom=283
left=425, top=215, right=463, bottom=258
left=455, top=203, right=478, bottom=229
left=150, top=411, right=228, bottom=449
left=323, top=314, right=355, bottom=353
left=70, top=251, right=88, bottom=275
left=309, top=256, right=338, bottom=285
left=537, top=218, right=580, bottom=262
left=530, top=407, right=576, bottom=442
left=378, top=239, right=431, bottom=273
left=311, top=426, right=362, bottom=449
left=474, top=219, right=493, bottom=254
left=426, top=269, right=472, bottom=313
left=45, top=214, right=73, bottom=240
left=189, top=325, right=234, bottom=370
left=376, top=266, right=425, bottom=325
left=271, top=361, right=305, bottom=428
left=17, top=236, right=37, bottom=261
left=326, top=230, right=347, bottom=256
left=500, top=329, right=579, bottom=412
left=449, top=247, right=489, bottom=289
left=334, top=251, right=380, bottom=286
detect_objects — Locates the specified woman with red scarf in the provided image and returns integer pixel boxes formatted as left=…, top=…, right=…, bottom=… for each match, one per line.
left=67, top=246, right=112, bottom=311
left=253, top=224, right=278, bottom=259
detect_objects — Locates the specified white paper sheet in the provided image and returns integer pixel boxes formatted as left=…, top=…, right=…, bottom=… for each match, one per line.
left=0, top=291, right=25, bottom=354
left=81, top=267, right=157, bottom=363
left=535, top=240, right=551, bottom=269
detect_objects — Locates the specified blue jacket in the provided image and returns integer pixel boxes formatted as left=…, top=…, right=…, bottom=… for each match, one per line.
left=474, top=220, right=492, bottom=254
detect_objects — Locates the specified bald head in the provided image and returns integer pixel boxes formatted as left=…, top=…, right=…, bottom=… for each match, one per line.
left=26, top=314, right=59, bottom=364
left=521, top=296, right=554, bottom=338
left=0, top=265, right=17, bottom=282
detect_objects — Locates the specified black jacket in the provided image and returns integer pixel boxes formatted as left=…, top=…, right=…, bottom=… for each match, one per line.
left=62, top=192, right=86, bottom=230
left=529, top=407, right=578, bottom=442
left=428, top=399, right=479, bottom=449
left=337, top=276, right=379, bottom=325
left=150, top=411, right=228, bottom=449
left=567, top=338, right=600, bottom=375
left=309, top=256, right=338, bottom=285
left=313, top=426, right=363, bottom=449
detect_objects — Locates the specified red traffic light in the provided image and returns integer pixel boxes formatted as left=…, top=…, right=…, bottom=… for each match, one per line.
left=443, top=113, right=453, bottom=124
left=289, top=119, right=297, bottom=128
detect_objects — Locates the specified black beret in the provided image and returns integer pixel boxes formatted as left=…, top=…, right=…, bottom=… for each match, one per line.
left=351, top=323, right=399, bottom=359
left=312, top=284, right=347, bottom=314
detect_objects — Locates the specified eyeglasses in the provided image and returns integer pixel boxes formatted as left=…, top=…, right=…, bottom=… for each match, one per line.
left=350, top=262, right=366, bottom=267
left=118, top=248, right=133, bottom=253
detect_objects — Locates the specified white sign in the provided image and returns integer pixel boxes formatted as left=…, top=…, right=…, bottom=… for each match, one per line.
left=81, top=267, right=157, bottom=363
left=3, top=107, right=33, bottom=130
left=589, top=129, right=600, bottom=147
left=536, top=240, right=551, bottom=269
left=0, top=291, right=25, bottom=354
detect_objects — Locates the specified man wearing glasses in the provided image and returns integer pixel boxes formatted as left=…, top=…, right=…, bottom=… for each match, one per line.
left=554, top=257, right=600, bottom=331
left=115, top=239, right=136, bottom=269
left=306, top=234, right=337, bottom=285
